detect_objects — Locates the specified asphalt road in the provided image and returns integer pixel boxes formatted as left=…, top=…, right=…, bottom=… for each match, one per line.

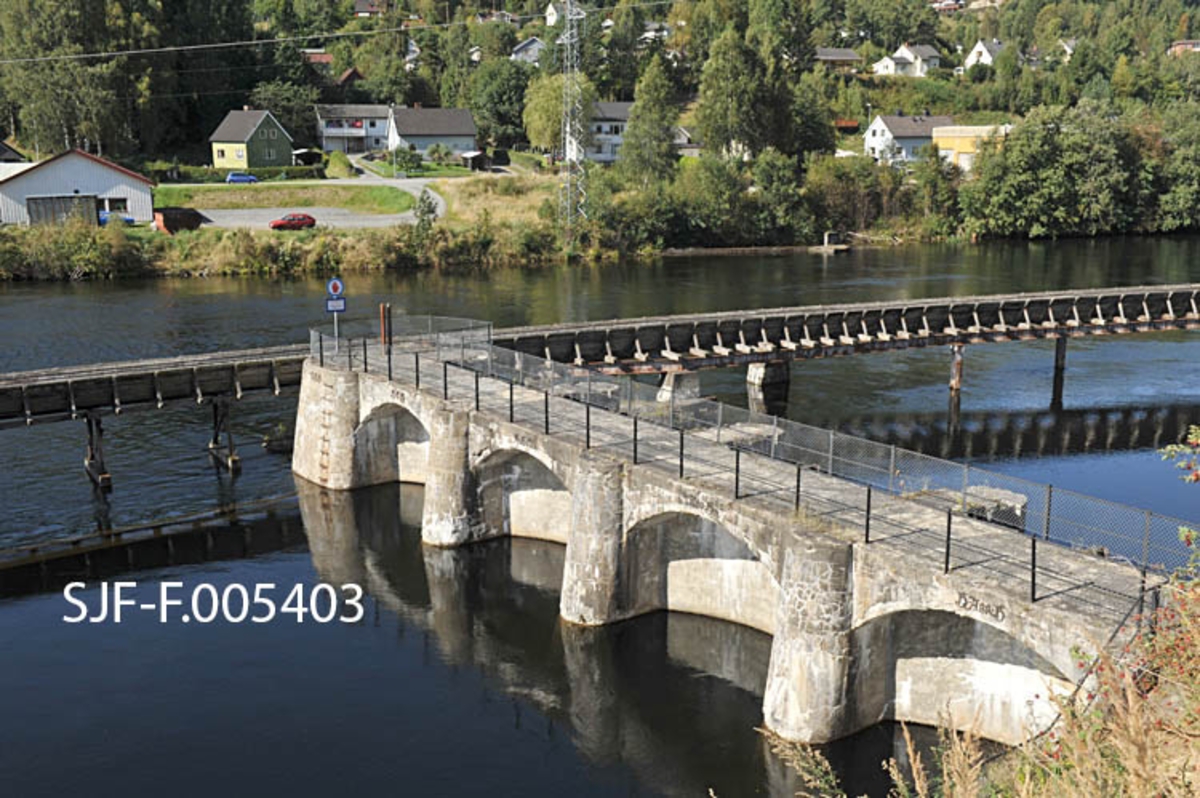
left=199, top=207, right=414, bottom=229
left=191, top=162, right=447, bottom=230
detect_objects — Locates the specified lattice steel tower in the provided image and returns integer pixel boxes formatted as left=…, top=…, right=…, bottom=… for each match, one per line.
left=558, top=0, right=587, bottom=235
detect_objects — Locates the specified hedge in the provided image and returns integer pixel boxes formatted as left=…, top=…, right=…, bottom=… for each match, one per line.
left=144, top=162, right=326, bottom=183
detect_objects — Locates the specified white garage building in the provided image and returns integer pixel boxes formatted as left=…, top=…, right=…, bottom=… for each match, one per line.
left=0, top=149, right=154, bottom=225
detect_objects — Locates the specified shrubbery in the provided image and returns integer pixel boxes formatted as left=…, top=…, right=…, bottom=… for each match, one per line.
left=143, top=161, right=326, bottom=183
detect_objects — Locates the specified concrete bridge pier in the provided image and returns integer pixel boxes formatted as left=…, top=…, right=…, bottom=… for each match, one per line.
left=747, top=361, right=791, bottom=416
left=560, top=454, right=627, bottom=625
left=762, top=542, right=854, bottom=743
left=1051, top=336, right=1068, bottom=411
left=747, top=361, right=790, bottom=389
left=655, top=371, right=700, bottom=403
left=420, top=406, right=475, bottom=547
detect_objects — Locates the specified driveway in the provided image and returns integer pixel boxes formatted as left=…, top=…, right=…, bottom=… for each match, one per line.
left=185, top=160, right=447, bottom=229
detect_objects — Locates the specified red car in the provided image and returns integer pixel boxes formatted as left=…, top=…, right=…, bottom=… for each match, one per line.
left=269, top=213, right=316, bottom=230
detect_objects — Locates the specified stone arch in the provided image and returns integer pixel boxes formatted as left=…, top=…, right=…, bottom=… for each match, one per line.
left=472, top=448, right=572, bottom=543
left=849, top=609, right=1074, bottom=745
left=620, top=511, right=779, bottom=634
left=352, top=402, right=430, bottom=486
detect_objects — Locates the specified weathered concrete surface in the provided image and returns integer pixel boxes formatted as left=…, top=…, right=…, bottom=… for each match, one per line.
left=762, top=542, right=854, bottom=743
left=746, top=361, right=790, bottom=388
left=293, top=358, right=1137, bottom=747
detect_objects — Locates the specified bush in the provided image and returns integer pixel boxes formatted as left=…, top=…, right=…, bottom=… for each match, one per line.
left=145, top=163, right=326, bottom=183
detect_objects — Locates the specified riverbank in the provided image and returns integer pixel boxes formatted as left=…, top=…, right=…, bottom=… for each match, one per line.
left=0, top=216, right=564, bottom=281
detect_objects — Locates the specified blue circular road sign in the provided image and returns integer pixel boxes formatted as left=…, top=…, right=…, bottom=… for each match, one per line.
left=326, top=277, right=345, bottom=297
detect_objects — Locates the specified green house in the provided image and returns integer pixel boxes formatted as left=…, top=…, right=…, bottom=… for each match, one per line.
left=209, top=109, right=292, bottom=170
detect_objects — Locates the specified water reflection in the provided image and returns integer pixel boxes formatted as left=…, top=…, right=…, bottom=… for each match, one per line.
left=297, top=478, right=934, bottom=797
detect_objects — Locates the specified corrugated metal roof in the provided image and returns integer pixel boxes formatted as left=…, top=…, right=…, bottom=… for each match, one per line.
left=0, top=149, right=153, bottom=186
left=208, top=110, right=281, bottom=143
left=593, top=102, right=633, bottom=121
left=877, top=115, right=955, bottom=137
left=390, top=108, right=477, bottom=136
left=0, top=163, right=37, bottom=181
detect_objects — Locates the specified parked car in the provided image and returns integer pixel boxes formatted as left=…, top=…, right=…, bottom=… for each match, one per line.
left=225, top=172, right=258, bottom=184
left=269, top=213, right=316, bottom=231
left=98, top=210, right=135, bottom=226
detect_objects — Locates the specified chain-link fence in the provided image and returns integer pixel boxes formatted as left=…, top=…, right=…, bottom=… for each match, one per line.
left=311, top=320, right=1196, bottom=582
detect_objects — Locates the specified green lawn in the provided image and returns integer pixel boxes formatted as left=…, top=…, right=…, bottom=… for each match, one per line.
left=361, top=159, right=474, bottom=178
left=154, top=184, right=415, bottom=214
left=507, top=151, right=547, bottom=174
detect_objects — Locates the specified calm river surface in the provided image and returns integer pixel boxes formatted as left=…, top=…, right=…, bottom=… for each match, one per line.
left=1, top=238, right=1198, bottom=796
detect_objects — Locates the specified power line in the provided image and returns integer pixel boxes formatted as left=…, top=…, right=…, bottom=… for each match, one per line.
left=0, top=2, right=675, bottom=66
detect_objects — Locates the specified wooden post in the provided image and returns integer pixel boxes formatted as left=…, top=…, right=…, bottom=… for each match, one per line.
left=949, top=343, right=964, bottom=393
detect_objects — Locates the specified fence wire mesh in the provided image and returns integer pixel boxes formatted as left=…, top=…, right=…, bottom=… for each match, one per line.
left=311, top=320, right=1196, bottom=580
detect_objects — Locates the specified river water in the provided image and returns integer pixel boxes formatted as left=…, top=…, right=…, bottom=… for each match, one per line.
left=1, top=238, right=1197, bottom=796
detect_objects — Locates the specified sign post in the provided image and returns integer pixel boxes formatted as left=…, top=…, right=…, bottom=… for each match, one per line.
left=326, top=277, right=346, bottom=353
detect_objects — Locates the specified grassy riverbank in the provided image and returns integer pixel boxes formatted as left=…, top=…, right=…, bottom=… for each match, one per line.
left=154, top=184, right=415, bottom=214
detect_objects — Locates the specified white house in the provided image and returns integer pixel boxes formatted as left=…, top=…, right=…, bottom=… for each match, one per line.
left=315, top=104, right=392, bottom=153
left=864, top=114, right=954, bottom=164
left=873, top=44, right=941, bottom=77
left=386, top=107, right=478, bottom=155
left=0, top=149, right=154, bottom=225
left=511, top=37, right=546, bottom=65
left=964, top=39, right=1006, bottom=69
left=590, top=102, right=632, bottom=163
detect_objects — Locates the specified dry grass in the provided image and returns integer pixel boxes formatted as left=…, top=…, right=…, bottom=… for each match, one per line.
left=154, top=184, right=415, bottom=214
left=433, top=174, right=556, bottom=230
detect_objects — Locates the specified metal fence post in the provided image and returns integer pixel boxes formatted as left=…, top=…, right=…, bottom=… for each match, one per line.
left=795, top=464, right=803, bottom=511
left=362, top=338, right=369, bottom=373
left=679, top=429, right=684, bottom=478
left=888, top=444, right=896, bottom=493
left=474, top=371, right=480, bottom=411
left=1030, top=537, right=1038, bottom=602
left=508, top=380, right=514, bottom=423
left=944, top=509, right=953, bottom=574
left=443, top=361, right=449, bottom=399
left=734, top=449, right=741, bottom=499
left=585, top=404, right=591, bottom=449
left=633, top=416, right=639, bottom=464
left=318, top=333, right=324, bottom=367
left=865, top=486, right=873, bottom=543
left=544, top=391, right=550, bottom=435
left=414, top=352, right=420, bottom=389
left=1042, top=485, right=1053, bottom=540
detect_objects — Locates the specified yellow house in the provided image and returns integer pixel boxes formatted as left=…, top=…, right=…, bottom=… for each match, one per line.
left=208, top=109, right=292, bottom=170
left=931, top=124, right=1012, bottom=173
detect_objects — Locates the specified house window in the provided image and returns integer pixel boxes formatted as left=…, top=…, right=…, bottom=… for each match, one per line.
left=369, top=120, right=377, bottom=128
left=106, top=198, right=128, bottom=212
left=217, top=148, right=226, bottom=158
left=269, top=128, right=277, bottom=139
left=236, top=149, right=245, bottom=159
left=260, top=128, right=268, bottom=139
left=612, top=124, right=622, bottom=135
left=266, top=148, right=275, bottom=159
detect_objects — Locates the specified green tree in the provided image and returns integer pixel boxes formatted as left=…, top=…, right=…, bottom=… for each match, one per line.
left=696, top=26, right=768, bottom=156
left=249, top=80, right=320, bottom=149
left=470, top=59, right=533, bottom=148
left=601, top=0, right=645, bottom=100
left=522, top=72, right=597, bottom=152
left=618, top=55, right=679, bottom=187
